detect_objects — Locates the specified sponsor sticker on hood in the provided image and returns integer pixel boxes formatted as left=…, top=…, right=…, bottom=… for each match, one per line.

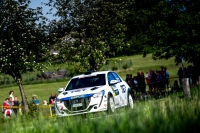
left=62, top=94, right=94, bottom=100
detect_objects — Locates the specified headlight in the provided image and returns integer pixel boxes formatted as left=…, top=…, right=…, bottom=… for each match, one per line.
left=93, top=90, right=105, bottom=98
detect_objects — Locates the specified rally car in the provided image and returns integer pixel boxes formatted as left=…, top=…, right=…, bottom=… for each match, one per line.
left=55, top=70, right=134, bottom=117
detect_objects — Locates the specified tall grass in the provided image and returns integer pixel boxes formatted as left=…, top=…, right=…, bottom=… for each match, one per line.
left=1, top=87, right=200, bottom=133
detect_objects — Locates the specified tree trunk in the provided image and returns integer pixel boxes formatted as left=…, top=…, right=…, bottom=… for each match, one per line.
left=182, top=78, right=191, bottom=99
left=18, top=81, right=29, bottom=113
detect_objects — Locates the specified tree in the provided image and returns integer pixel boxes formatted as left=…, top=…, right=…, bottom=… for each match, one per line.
left=143, top=0, right=200, bottom=98
left=147, top=0, right=200, bottom=65
left=48, top=0, right=129, bottom=72
left=0, top=0, right=53, bottom=112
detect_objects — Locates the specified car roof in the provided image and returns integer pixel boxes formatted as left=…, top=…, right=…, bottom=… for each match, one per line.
left=72, top=70, right=112, bottom=79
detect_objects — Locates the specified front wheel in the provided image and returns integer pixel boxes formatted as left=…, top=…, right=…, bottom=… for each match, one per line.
left=127, top=92, right=134, bottom=109
left=107, top=95, right=115, bottom=114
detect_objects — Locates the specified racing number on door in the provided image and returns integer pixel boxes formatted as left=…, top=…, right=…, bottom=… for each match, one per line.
left=120, top=85, right=126, bottom=93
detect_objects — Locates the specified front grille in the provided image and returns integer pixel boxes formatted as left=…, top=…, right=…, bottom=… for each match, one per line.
left=64, top=97, right=91, bottom=111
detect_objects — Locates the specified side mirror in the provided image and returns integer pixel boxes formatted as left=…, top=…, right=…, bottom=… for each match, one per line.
left=109, top=80, right=119, bottom=85
left=58, top=88, right=64, bottom=93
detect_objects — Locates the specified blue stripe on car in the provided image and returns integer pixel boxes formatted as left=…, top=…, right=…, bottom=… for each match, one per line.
left=62, top=94, right=94, bottom=100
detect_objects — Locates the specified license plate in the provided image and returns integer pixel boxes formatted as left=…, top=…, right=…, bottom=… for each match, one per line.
left=72, top=103, right=83, bottom=107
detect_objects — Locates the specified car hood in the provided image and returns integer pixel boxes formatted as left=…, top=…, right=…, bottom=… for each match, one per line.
left=57, top=85, right=106, bottom=100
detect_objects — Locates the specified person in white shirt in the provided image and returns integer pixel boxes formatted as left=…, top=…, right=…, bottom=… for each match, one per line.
left=9, top=90, right=14, bottom=102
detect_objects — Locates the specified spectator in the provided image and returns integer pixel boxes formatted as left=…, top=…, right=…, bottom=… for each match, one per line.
left=9, top=90, right=14, bottom=102
left=177, top=67, right=183, bottom=88
left=164, top=67, right=170, bottom=89
left=145, top=71, right=151, bottom=93
left=9, top=97, right=14, bottom=106
left=140, top=71, right=146, bottom=95
left=43, top=100, right=48, bottom=105
left=187, top=66, right=193, bottom=87
left=30, top=94, right=40, bottom=105
left=49, top=93, right=56, bottom=105
left=150, top=70, right=157, bottom=94
left=3, top=98, right=13, bottom=118
left=125, top=74, right=132, bottom=87
left=13, top=96, right=19, bottom=115
left=136, top=72, right=142, bottom=93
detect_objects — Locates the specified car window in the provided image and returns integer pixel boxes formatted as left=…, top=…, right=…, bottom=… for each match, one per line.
left=112, top=72, right=122, bottom=82
left=65, top=74, right=106, bottom=91
left=107, top=72, right=115, bottom=84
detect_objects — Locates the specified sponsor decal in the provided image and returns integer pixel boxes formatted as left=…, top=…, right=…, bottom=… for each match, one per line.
left=62, top=94, right=93, bottom=100
left=114, top=89, right=119, bottom=95
left=99, top=108, right=106, bottom=111
left=120, top=84, right=126, bottom=93
left=71, top=95, right=83, bottom=99
left=71, top=89, right=81, bottom=93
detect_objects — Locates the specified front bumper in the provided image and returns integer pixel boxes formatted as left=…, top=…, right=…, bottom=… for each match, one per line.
left=55, top=95, right=107, bottom=117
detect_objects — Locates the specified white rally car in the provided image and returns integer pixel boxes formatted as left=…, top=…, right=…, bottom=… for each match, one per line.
left=55, top=70, right=134, bottom=117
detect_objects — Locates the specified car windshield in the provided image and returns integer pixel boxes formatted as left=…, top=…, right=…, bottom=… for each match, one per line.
left=65, top=74, right=106, bottom=91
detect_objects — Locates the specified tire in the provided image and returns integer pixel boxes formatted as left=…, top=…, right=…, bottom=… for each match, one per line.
left=127, top=92, right=134, bottom=109
left=107, top=95, right=115, bottom=114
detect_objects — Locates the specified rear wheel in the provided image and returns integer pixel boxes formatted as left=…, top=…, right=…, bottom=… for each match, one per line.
left=107, top=95, right=115, bottom=114
left=127, top=92, right=134, bottom=109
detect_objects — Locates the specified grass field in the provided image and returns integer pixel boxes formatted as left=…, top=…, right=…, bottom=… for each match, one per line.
left=0, top=54, right=199, bottom=133
left=1, top=88, right=200, bottom=133
left=0, top=54, right=192, bottom=106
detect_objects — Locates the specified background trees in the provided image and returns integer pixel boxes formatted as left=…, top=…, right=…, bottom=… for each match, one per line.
left=48, top=0, right=129, bottom=72
left=0, top=0, right=54, bottom=111
left=0, top=0, right=200, bottom=101
left=48, top=0, right=200, bottom=71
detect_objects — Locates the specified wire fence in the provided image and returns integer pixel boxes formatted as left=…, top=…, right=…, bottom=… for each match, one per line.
left=1, top=105, right=56, bottom=118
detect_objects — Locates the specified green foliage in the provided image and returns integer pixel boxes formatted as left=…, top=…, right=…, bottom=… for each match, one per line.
left=122, top=64, right=129, bottom=70
left=1, top=88, right=200, bottom=133
left=48, top=0, right=129, bottom=72
left=0, top=0, right=58, bottom=109
left=0, top=0, right=54, bottom=81
left=111, top=65, right=118, bottom=71
left=27, top=103, right=40, bottom=118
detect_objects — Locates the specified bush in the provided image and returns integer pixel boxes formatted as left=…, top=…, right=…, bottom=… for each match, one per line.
left=112, top=66, right=118, bottom=71
left=27, top=103, right=40, bottom=118
left=122, top=64, right=129, bottom=70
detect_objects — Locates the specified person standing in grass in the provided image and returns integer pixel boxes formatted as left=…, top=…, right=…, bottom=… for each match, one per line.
left=178, top=67, right=183, bottom=88
left=9, top=90, right=14, bottom=102
left=30, top=94, right=40, bottom=105
left=13, top=96, right=19, bottom=115
left=125, top=74, right=132, bottom=88
left=3, top=98, right=12, bottom=118
left=164, top=67, right=170, bottom=90
left=49, top=93, right=56, bottom=105
left=146, top=71, right=151, bottom=94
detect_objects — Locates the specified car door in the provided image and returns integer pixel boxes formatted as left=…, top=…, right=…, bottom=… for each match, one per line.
left=111, top=72, right=127, bottom=106
left=108, top=72, right=120, bottom=107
